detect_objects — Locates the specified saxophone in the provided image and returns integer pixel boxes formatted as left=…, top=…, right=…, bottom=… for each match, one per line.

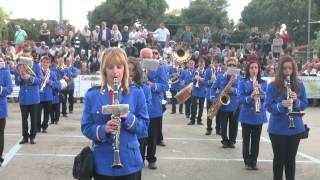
left=40, top=69, right=50, bottom=92
left=207, top=74, right=235, bottom=119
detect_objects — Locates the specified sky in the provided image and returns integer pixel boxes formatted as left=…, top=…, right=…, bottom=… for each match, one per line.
left=0, top=0, right=251, bottom=29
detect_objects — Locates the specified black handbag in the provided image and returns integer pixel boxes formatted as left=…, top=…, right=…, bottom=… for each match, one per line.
left=73, top=146, right=95, bottom=180
left=301, top=124, right=310, bottom=139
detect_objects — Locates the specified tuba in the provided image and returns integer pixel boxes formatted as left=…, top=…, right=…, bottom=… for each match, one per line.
left=172, top=42, right=192, bottom=64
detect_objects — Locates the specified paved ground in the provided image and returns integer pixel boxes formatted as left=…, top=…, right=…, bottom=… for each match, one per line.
left=0, top=102, right=319, bottom=180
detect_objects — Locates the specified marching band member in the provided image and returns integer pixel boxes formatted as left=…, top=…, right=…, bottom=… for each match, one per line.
left=169, top=65, right=183, bottom=114
left=63, top=57, right=77, bottom=115
left=128, top=57, right=151, bottom=180
left=210, top=58, right=240, bottom=148
left=179, top=59, right=195, bottom=119
left=0, top=57, right=13, bottom=166
left=188, top=59, right=206, bottom=125
left=81, top=48, right=148, bottom=180
left=265, top=57, right=308, bottom=180
left=205, top=58, right=223, bottom=135
left=50, top=77, right=61, bottom=125
left=53, top=54, right=67, bottom=117
left=38, top=56, right=58, bottom=133
left=237, top=60, right=267, bottom=170
left=140, top=47, right=169, bottom=169
left=14, top=48, right=43, bottom=144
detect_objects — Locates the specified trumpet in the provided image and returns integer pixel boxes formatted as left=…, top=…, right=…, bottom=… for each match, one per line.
left=193, top=69, right=200, bottom=88
left=169, top=66, right=181, bottom=84
left=40, top=69, right=50, bottom=92
left=18, top=57, right=36, bottom=77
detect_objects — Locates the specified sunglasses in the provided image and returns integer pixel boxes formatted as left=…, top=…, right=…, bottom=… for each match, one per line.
left=227, top=64, right=236, bottom=67
left=153, top=52, right=159, bottom=55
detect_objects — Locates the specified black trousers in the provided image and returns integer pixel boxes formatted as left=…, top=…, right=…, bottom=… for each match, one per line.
left=157, top=117, right=164, bottom=143
left=184, top=98, right=192, bottom=116
left=241, top=123, right=263, bottom=166
left=50, top=103, right=60, bottom=123
left=147, top=117, right=162, bottom=163
left=170, top=90, right=183, bottom=113
left=20, top=104, right=38, bottom=139
left=269, top=133, right=301, bottom=180
left=61, top=90, right=74, bottom=115
left=110, top=41, right=119, bottom=47
left=94, top=172, right=137, bottom=180
left=206, top=100, right=221, bottom=132
left=137, top=138, right=147, bottom=180
left=37, top=101, right=52, bottom=131
left=0, top=119, right=5, bottom=159
left=190, top=96, right=205, bottom=123
left=220, top=109, right=239, bottom=144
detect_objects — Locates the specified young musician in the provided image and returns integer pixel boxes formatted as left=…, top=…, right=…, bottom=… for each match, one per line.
left=265, top=57, right=308, bottom=180
left=38, top=56, right=58, bottom=133
left=210, top=58, right=240, bottom=148
left=205, top=58, right=223, bottom=135
left=62, top=57, right=77, bottom=116
left=169, top=65, right=183, bottom=114
left=179, top=60, right=195, bottom=119
left=81, top=48, right=149, bottom=180
left=128, top=57, right=151, bottom=180
left=188, top=59, right=206, bottom=125
left=14, top=48, right=43, bottom=144
left=141, top=47, right=169, bottom=169
left=0, top=57, right=13, bottom=166
left=237, top=61, right=267, bottom=170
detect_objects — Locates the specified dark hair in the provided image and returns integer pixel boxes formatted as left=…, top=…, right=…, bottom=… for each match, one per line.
left=128, top=57, right=143, bottom=87
left=245, top=61, right=262, bottom=82
left=274, top=56, right=300, bottom=95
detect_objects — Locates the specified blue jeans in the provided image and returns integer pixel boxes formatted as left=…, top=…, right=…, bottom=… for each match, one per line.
left=158, top=41, right=166, bottom=49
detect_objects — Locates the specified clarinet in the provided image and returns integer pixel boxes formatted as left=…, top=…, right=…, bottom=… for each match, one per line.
left=285, top=76, right=295, bottom=129
left=111, top=77, right=123, bottom=168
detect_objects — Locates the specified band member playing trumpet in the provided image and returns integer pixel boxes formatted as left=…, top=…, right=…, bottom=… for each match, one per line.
left=81, top=48, right=148, bottom=179
left=205, top=58, right=223, bottom=135
left=169, top=65, right=183, bottom=114
left=14, top=48, right=43, bottom=144
left=37, top=56, right=58, bottom=133
left=210, top=58, right=240, bottom=148
left=188, top=59, right=206, bottom=125
left=0, top=57, right=13, bottom=167
left=179, top=59, right=195, bottom=119
left=63, top=57, right=77, bottom=114
left=265, top=57, right=308, bottom=180
left=237, top=61, right=267, bottom=170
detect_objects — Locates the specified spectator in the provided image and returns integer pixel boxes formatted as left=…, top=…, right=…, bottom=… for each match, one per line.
left=73, top=55, right=82, bottom=70
left=250, top=26, right=262, bottom=51
left=88, top=49, right=99, bottom=73
left=154, top=23, right=170, bottom=49
left=91, top=25, right=100, bottom=52
left=79, top=49, right=88, bottom=63
left=271, top=32, right=283, bottom=58
left=80, top=62, right=90, bottom=75
left=39, top=23, right=50, bottom=46
left=121, top=25, right=130, bottom=47
left=219, top=28, right=231, bottom=50
left=37, top=41, right=48, bottom=56
left=180, top=25, right=194, bottom=47
left=201, top=26, right=212, bottom=48
left=110, top=24, right=122, bottom=47
left=81, top=25, right=91, bottom=56
left=125, top=40, right=139, bottom=58
left=14, top=25, right=28, bottom=49
left=71, top=29, right=83, bottom=56
left=98, top=21, right=111, bottom=49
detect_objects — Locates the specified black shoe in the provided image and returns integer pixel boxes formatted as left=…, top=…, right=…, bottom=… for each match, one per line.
left=50, top=122, right=54, bottom=124
left=157, top=141, right=166, bottom=147
left=228, top=143, right=235, bottom=149
left=148, top=162, right=157, bottom=169
left=36, top=129, right=41, bottom=133
left=179, top=111, right=183, bottom=114
left=42, top=129, right=47, bottom=133
left=197, top=122, right=203, bottom=125
left=19, top=138, right=28, bottom=144
left=187, top=121, right=195, bottom=125
left=222, top=143, right=229, bottom=148
left=186, top=115, right=190, bottom=118
left=30, top=138, right=36, bottom=144
left=171, top=112, right=176, bottom=114
left=205, top=130, right=212, bottom=135
left=54, top=121, right=58, bottom=125
left=245, top=164, right=251, bottom=170
left=0, top=158, right=3, bottom=167
left=63, top=114, right=68, bottom=117
left=69, top=111, right=73, bottom=114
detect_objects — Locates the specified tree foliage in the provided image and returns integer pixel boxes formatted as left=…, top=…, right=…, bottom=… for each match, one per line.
left=315, top=31, right=320, bottom=51
left=241, top=0, right=320, bottom=45
left=0, top=6, right=8, bottom=40
left=87, top=0, right=168, bottom=29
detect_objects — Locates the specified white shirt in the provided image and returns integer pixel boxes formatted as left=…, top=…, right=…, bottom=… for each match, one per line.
left=154, top=28, right=170, bottom=42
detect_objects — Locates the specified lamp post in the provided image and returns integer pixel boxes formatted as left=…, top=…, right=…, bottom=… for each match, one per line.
left=59, top=0, right=63, bottom=24
left=307, top=0, right=311, bottom=61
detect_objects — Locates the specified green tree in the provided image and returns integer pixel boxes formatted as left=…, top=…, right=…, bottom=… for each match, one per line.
left=0, top=6, right=9, bottom=40
left=87, top=0, right=168, bottom=29
left=241, top=0, right=320, bottom=45
left=180, top=0, right=230, bottom=41
left=315, top=31, right=320, bottom=51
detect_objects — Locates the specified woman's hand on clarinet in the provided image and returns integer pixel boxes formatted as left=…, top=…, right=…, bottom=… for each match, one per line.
left=105, top=119, right=118, bottom=134
left=289, top=92, right=298, bottom=101
left=282, top=99, right=293, bottom=108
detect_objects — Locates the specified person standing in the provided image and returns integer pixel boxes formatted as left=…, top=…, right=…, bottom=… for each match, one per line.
left=265, top=57, right=308, bottom=180
left=81, top=47, right=148, bottom=180
left=98, top=21, right=111, bottom=50
left=14, top=49, right=43, bottom=144
left=237, top=61, right=268, bottom=170
left=14, top=25, right=28, bottom=49
left=154, top=23, right=170, bottom=50
left=0, top=57, right=13, bottom=166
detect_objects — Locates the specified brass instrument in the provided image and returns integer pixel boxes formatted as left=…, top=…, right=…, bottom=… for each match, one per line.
left=169, top=67, right=181, bottom=84
left=40, top=69, right=50, bottom=92
left=172, top=42, right=192, bottom=64
left=101, top=78, right=129, bottom=168
left=18, top=57, right=36, bottom=77
left=253, top=76, right=262, bottom=114
left=207, top=74, right=236, bottom=119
